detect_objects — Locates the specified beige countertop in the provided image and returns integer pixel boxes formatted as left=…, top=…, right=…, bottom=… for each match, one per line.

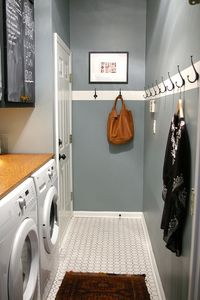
left=0, top=153, right=54, bottom=199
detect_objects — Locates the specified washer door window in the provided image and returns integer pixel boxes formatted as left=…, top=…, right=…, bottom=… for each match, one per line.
left=43, top=186, right=59, bottom=253
left=8, top=218, right=39, bottom=300
left=21, top=236, right=32, bottom=292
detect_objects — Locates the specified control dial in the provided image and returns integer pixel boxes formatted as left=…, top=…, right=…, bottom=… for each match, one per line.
left=18, top=196, right=26, bottom=210
left=47, top=169, right=53, bottom=179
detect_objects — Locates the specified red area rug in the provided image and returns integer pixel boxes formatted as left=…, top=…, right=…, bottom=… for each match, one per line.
left=56, top=272, right=150, bottom=300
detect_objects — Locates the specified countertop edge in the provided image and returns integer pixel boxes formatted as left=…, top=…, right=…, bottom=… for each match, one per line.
left=0, top=153, right=54, bottom=199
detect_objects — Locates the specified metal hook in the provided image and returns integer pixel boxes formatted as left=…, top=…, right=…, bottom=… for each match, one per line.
left=143, top=88, right=148, bottom=99
left=151, top=84, right=157, bottom=97
left=175, top=65, right=185, bottom=88
left=167, top=72, right=175, bottom=91
left=187, top=56, right=199, bottom=83
left=119, top=88, right=122, bottom=96
left=156, top=80, right=161, bottom=94
left=93, top=88, right=98, bottom=99
left=160, top=77, right=167, bottom=93
left=147, top=85, right=152, bottom=97
left=146, top=89, right=150, bottom=98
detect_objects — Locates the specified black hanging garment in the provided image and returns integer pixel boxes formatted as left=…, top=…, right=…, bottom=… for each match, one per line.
left=161, top=114, right=191, bottom=256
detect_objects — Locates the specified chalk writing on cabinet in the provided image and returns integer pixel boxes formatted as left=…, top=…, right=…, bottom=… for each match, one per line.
left=6, top=0, right=34, bottom=103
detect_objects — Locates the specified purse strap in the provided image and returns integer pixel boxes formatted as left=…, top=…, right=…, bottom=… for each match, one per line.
left=112, top=95, right=126, bottom=111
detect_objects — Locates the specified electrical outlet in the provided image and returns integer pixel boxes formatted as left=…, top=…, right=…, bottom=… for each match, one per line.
left=190, top=188, right=195, bottom=216
left=153, top=120, right=156, bottom=134
left=149, top=100, right=156, bottom=113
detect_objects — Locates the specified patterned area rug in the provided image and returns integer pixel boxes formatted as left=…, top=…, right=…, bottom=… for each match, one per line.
left=55, top=272, right=150, bottom=300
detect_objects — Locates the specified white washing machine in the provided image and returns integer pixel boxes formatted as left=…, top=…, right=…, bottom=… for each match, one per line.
left=0, top=178, right=40, bottom=300
left=31, top=159, right=59, bottom=300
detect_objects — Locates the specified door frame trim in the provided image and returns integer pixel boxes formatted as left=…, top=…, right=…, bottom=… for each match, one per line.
left=53, top=33, right=73, bottom=211
left=188, top=88, right=200, bottom=300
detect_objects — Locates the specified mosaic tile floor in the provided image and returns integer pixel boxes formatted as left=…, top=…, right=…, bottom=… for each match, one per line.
left=47, top=217, right=160, bottom=300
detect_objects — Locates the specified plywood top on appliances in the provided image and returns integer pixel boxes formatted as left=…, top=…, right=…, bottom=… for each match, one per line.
left=0, top=153, right=54, bottom=199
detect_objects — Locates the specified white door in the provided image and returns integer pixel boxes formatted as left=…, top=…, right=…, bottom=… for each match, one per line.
left=54, top=34, right=73, bottom=243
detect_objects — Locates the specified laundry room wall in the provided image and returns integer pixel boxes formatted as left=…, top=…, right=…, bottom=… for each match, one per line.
left=0, top=0, right=70, bottom=153
left=70, top=0, right=146, bottom=211
left=70, top=0, right=146, bottom=91
left=143, top=1, right=200, bottom=299
left=52, top=0, right=70, bottom=47
left=145, top=0, right=200, bottom=83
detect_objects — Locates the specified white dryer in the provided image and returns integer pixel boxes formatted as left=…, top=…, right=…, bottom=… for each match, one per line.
left=0, top=178, right=40, bottom=300
left=31, top=159, right=59, bottom=300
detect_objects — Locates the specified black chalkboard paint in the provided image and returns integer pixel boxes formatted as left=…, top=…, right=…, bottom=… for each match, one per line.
left=5, top=0, right=34, bottom=103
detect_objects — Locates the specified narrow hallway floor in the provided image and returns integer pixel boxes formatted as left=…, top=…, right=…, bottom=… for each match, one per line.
left=48, top=216, right=160, bottom=300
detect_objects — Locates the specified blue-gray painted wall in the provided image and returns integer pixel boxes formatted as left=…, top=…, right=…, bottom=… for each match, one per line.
left=144, top=1, right=200, bottom=299
left=145, top=0, right=200, bottom=85
left=144, top=90, right=199, bottom=300
left=52, top=0, right=70, bottom=47
left=70, top=0, right=146, bottom=90
left=70, top=0, right=147, bottom=211
left=73, top=100, right=144, bottom=211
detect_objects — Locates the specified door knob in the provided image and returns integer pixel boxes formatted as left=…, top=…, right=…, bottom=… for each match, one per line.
left=59, top=154, right=66, bottom=160
left=58, top=138, right=63, bottom=146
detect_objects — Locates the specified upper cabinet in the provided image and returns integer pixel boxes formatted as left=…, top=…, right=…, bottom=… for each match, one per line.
left=0, top=0, right=35, bottom=108
left=0, top=1, right=3, bottom=103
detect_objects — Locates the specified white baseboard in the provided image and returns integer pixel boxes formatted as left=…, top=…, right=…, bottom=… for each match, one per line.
left=73, top=211, right=143, bottom=218
left=141, top=214, right=166, bottom=300
left=72, top=211, right=166, bottom=300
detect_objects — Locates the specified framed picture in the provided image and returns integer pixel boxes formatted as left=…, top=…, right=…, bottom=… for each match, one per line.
left=89, top=52, right=128, bottom=84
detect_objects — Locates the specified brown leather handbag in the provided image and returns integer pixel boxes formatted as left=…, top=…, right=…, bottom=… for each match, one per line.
left=107, top=95, right=134, bottom=144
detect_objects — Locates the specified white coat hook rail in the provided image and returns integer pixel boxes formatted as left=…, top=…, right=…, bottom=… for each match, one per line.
left=93, top=88, right=98, bottom=100
left=143, top=55, right=199, bottom=99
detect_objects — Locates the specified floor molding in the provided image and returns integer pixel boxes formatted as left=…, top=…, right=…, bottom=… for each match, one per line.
left=73, top=211, right=143, bottom=218
left=141, top=214, right=166, bottom=300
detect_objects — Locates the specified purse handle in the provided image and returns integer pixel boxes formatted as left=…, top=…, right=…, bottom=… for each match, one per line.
left=112, top=95, right=126, bottom=111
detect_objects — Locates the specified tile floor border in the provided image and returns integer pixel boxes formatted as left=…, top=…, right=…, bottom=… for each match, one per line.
left=141, top=214, right=166, bottom=300
left=48, top=215, right=165, bottom=300
left=73, top=211, right=143, bottom=218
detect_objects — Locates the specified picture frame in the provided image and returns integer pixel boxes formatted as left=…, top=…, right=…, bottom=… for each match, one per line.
left=89, top=52, right=129, bottom=84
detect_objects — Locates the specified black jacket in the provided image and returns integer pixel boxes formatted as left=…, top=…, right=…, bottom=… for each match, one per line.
left=161, top=114, right=191, bottom=256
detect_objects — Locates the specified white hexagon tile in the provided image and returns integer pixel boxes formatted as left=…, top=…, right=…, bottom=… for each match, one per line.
left=47, top=217, right=160, bottom=300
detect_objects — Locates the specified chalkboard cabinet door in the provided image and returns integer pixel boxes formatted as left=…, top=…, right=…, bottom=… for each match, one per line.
left=0, top=0, right=3, bottom=104
left=0, top=0, right=35, bottom=108
left=0, top=39, right=2, bottom=105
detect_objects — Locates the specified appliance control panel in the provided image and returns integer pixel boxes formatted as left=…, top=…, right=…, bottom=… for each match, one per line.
left=17, top=180, right=36, bottom=213
left=47, top=162, right=57, bottom=182
left=0, top=178, right=36, bottom=235
left=32, top=159, right=57, bottom=193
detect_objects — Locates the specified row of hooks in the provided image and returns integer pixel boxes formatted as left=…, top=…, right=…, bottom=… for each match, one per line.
left=144, top=56, right=199, bottom=98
